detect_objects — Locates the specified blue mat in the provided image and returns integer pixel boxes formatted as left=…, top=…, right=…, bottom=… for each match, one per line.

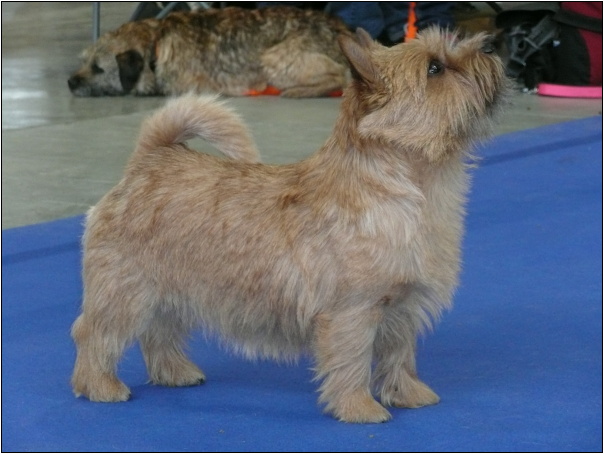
left=2, top=117, right=602, bottom=452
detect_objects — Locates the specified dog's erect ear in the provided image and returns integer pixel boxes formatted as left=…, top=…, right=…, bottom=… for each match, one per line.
left=116, top=50, right=144, bottom=94
left=338, top=28, right=380, bottom=86
left=354, top=28, right=376, bottom=49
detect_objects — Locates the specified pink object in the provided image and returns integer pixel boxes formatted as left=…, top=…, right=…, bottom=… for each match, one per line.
left=538, top=83, right=602, bottom=98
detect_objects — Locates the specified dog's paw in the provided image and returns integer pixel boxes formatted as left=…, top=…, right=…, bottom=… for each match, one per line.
left=149, top=358, right=206, bottom=387
left=73, top=373, right=131, bottom=402
left=384, top=379, right=440, bottom=409
left=331, top=390, right=392, bottom=423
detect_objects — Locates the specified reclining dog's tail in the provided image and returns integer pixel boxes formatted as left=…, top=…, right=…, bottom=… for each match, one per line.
left=134, top=94, right=260, bottom=163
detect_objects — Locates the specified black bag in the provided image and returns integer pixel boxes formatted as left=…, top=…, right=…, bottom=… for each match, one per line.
left=496, top=2, right=603, bottom=90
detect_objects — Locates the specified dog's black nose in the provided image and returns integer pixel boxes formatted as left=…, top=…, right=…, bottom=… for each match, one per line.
left=68, top=75, right=83, bottom=91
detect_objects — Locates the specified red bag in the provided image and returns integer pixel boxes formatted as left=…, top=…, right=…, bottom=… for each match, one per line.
left=551, top=2, right=602, bottom=86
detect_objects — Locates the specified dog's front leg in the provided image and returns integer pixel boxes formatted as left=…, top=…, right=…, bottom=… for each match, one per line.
left=312, top=307, right=391, bottom=423
left=372, top=292, right=440, bottom=409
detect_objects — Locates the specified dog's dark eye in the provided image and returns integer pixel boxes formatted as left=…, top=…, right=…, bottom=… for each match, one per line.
left=91, top=62, right=104, bottom=75
left=481, top=41, right=495, bottom=54
left=428, top=60, right=444, bottom=76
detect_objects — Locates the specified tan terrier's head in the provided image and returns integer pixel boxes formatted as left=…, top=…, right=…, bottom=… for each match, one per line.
left=338, top=28, right=508, bottom=162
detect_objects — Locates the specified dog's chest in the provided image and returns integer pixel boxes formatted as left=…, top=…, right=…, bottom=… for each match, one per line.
left=363, top=163, right=469, bottom=284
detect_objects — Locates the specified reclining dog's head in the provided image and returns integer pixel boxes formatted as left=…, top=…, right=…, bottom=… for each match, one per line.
left=68, top=21, right=160, bottom=96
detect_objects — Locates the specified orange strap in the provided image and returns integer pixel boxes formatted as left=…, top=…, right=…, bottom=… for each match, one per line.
left=245, top=85, right=282, bottom=96
left=404, top=2, right=417, bottom=42
left=245, top=86, right=343, bottom=97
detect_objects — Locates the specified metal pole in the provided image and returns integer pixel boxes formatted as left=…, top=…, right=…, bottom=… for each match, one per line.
left=156, top=2, right=180, bottom=19
left=92, top=2, right=100, bottom=42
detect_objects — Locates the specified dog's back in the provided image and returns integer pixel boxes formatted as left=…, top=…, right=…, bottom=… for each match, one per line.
left=81, top=6, right=349, bottom=52
left=160, top=6, right=350, bottom=60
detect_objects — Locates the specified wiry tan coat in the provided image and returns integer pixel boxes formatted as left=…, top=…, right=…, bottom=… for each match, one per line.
left=71, top=28, right=507, bottom=423
left=68, top=6, right=351, bottom=98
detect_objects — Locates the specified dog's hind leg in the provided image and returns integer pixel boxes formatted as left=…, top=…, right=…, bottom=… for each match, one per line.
left=261, top=41, right=348, bottom=98
left=312, top=307, right=392, bottom=423
left=71, top=269, right=156, bottom=402
left=139, top=306, right=206, bottom=387
left=71, top=305, right=143, bottom=402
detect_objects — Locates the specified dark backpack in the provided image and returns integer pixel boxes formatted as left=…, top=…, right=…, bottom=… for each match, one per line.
left=496, top=2, right=603, bottom=90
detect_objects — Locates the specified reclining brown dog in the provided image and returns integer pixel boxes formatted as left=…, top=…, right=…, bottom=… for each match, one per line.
left=68, top=6, right=351, bottom=98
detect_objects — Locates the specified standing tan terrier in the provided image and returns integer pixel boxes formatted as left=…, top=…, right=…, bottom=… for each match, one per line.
left=71, top=28, right=507, bottom=423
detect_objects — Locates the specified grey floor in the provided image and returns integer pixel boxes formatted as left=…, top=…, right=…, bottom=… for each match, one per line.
left=2, top=2, right=602, bottom=229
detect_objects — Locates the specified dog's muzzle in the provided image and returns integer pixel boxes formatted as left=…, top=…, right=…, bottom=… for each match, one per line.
left=67, top=75, right=84, bottom=92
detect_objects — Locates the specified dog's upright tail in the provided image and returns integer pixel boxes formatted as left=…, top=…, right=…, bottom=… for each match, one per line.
left=134, top=94, right=260, bottom=163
